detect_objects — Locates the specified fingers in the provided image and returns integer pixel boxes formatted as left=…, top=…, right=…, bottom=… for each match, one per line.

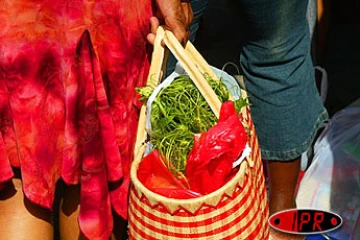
left=164, top=18, right=189, bottom=46
left=181, top=2, right=194, bottom=31
left=147, top=16, right=189, bottom=47
left=150, top=17, right=160, bottom=34
left=148, top=0, right=194, bottom=46
left=146, top=17, right=160, bottom=45
left=169, top=2, right=193, bottom=45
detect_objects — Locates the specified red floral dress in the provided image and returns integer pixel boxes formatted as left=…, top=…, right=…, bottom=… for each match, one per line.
left=0, top=0, right=152, bottom=239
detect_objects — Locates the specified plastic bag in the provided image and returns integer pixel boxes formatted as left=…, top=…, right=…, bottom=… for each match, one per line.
left=137, top=149, right=201, bottom=199
left=185, top=101, right=247, bottom=195
left=296, top=98, right=360, bottom=240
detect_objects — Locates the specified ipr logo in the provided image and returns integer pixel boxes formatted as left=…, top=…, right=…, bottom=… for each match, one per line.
left=268, top=208, right=343, bottom=235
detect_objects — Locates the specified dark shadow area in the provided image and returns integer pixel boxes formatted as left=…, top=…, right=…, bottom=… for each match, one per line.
left=59, top=184, right=80, bottom=216
left=324, top=22, right=360, bottom=116
left=320, top=0, right=360, bottom=117
left=0, top=167, right=21, bottom=201
left=23, top=196, right=54, bottom=225
left=53, top=179, right=66, bottom=240
left=112, top=209, right=129, bottom=240
left=0, top=180, right=17, bottom=200
left=194, top=0, right=245, bottom=76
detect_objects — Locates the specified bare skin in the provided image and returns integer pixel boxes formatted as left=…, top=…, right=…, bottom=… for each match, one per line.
left=267, top=157, right=304, bottom=240
left=147, top=0, right=193, bottom=46
left=0, top=178, right=54, bottom=240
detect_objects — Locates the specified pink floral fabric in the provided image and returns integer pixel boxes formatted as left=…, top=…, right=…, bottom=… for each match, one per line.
left=0, top=0, right=152, bottom=239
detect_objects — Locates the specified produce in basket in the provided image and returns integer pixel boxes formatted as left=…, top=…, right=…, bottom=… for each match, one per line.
left=186, top=100, right=247, bottom=195
left=136, top=73, right=249, bottom=197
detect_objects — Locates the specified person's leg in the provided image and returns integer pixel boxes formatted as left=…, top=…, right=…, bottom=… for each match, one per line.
left=59, top=184, right=86, bottom=240
left=0, top=178, right=54, bottom=240
left=238, top=0, right=328, bottom=238
left=59, top=184, right=128, bottom=240
left=267, top=159, right=304, bottom=239
left=266, top=158, right=301, bottom=215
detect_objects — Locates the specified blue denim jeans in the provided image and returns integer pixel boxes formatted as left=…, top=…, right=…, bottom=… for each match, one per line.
left=164, top=0, right=209, bottom=77
left=238, top=0, right=328, bottom=160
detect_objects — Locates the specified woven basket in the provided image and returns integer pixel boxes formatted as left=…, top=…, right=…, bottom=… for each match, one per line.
left=128, top=27, right=269, bottom=240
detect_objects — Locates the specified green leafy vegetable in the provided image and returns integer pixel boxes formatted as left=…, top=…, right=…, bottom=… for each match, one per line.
left=137, top=74, right=248, bottom=175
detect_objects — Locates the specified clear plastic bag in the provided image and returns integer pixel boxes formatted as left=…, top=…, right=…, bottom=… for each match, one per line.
left=296, top=98, right=360, bottom=240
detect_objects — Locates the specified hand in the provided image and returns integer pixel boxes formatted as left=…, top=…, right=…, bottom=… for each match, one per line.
left=147, top=0, right=194, bottom=45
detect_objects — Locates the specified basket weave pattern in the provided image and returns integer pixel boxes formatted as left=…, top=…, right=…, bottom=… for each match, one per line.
left=128, top=108, right=270, bottom=239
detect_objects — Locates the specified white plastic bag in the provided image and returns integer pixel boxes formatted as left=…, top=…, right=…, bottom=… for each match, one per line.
left=296, top=98, right=360, bottom=240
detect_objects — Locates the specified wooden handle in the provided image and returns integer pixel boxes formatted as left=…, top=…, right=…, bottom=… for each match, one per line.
left=134, top=26, right=233, bottom=155
left=163, top=29, right=221, bottom=118
left=134, top=27, right=166, bottom=156
left=146, top=27, right=166, bottom=88
left=184, top=42, right=219, bottom=81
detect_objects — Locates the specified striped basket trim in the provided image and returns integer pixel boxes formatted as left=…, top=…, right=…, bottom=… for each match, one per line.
left=129, top=170, right=268, bottom=239
left=128, top=104, right=270, bottom=239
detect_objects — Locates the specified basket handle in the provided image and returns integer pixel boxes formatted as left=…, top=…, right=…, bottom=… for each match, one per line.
left=134, top=28, right=167, bottom=162
left=145, top=26, right=167, bottom=88
left=184, top=41, right=218, bottom=81
left=134, top=26, right=226, bottom=158
left=163, top=28, right=221, bottom=118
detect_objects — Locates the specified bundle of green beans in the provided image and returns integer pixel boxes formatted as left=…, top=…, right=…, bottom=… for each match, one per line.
left=137, top=74, right=248, bottom=176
